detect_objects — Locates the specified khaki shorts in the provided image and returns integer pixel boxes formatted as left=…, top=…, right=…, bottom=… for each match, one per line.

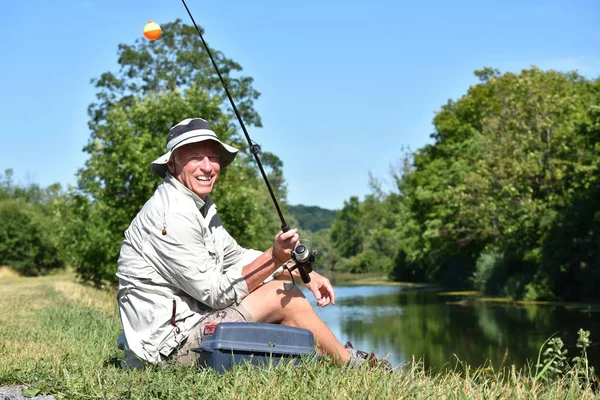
left=172, top=303, right=253, bottom=366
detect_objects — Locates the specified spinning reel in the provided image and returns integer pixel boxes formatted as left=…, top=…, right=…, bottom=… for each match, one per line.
left=286, top=242, right=317, bottom=284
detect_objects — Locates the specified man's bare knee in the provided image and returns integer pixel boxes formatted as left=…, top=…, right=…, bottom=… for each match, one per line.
left=242, top=281, right=313, bottom=323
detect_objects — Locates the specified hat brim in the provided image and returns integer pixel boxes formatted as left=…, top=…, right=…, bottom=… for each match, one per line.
left=150, top=136, right=238, bottom=178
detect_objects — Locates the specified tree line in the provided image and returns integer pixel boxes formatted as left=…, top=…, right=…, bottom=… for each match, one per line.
left=1, top=21, right=598, bottom=302
left=325, top=67, right=600, bottom=302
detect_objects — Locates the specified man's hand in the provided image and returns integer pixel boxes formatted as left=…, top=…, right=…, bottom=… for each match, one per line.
left=305, top=271, right=335, bottom=307
left=272, top=229, right=299, bottom=263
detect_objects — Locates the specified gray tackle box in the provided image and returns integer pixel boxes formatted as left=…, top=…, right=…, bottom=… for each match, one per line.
left=192, top=322, right=316, bottom=374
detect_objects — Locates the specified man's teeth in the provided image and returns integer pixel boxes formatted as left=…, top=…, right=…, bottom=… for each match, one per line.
left=196, top=176, right=211, bottom=181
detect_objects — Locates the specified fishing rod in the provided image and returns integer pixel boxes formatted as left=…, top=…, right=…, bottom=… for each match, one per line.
left=179, top=0, right=315, bottom=283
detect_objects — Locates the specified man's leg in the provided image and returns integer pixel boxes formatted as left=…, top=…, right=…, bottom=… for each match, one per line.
left=240, top=280, right=350, bottom=364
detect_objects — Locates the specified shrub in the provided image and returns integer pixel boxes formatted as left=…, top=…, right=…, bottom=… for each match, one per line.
left=0, top=199, right=63, bottom=275
left=470, top=248, right=504, bottom=292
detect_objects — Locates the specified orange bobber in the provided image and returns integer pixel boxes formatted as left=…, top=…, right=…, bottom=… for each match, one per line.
left=143, top=20, right=162, bottom=40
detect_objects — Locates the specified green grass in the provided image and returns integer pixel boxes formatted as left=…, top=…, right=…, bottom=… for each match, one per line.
left=0, top=271, right=598, bottom=399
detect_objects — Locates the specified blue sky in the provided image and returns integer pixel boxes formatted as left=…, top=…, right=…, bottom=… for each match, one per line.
left=1, top=0, right=599, bottom=210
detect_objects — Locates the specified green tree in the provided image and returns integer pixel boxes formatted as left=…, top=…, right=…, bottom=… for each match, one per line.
left=70, top=20, right=284, bottom=285
left=0, top=169, right=70, bottom=275
left=287, top=204, right=337, bottom=232
left=392, top=67, right=600, bottom=298
left=533, top=105, right=600, bottom=301
left=330, top=196, right=364, bottom=259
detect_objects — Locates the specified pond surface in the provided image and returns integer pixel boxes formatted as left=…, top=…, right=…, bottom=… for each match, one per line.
left=302, top=285, right=600, bottom=371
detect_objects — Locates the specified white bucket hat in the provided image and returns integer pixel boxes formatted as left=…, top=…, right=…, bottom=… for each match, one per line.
left=150, top=118, right=238, bottom=178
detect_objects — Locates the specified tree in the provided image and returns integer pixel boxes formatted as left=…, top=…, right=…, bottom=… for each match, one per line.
left=89, top=20, right=261, bottom=129
left=330, top=197, right=364, bottom=259
left=533, top=105, right=600, bottom=300
left=70, top=20, right=284, bottom=285
left=0, top=169, right=69, bottom=275
left=392, top=67, right=600, bottom=298
left=287, top=204, right=337, bottom=232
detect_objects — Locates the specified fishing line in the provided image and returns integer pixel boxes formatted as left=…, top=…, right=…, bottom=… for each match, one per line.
left=179, top=1, right=318, bottom=283
left=180, top=0, right=290, bottom=233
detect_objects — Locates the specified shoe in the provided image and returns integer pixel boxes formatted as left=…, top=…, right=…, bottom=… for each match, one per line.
left=344, top=341, right=393, bottom=371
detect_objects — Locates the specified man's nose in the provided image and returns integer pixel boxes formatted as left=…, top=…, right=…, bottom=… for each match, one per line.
left=199, top=156, right=212, bottom=171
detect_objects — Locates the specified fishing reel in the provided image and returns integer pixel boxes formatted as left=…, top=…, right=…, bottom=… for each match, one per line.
left=285, top=242, right=317, bottom=284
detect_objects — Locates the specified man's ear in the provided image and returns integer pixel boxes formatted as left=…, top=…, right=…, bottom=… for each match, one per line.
left=167, top=159, right=175, bottom=175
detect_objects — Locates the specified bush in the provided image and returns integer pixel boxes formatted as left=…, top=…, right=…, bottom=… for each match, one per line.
left=0, top=199, right=63, bottom=275
left=470, top=248, right=504, bottom=292
left=61, top=195, right=120, bottom=286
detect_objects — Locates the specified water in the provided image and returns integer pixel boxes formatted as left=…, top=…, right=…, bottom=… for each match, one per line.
left=303, top=285, right=600, bottom=371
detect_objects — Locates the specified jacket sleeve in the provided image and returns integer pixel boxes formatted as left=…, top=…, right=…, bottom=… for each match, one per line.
left=143, top=211, right=249, bottom=310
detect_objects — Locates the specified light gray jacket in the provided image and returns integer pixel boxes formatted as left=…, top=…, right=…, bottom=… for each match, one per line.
left=116, top=173, right=261, bottom=366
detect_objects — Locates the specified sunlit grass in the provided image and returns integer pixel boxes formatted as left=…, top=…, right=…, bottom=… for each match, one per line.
left=0, top=266, right=20, bottom=281
left=0, top=273, right=598, bottom=399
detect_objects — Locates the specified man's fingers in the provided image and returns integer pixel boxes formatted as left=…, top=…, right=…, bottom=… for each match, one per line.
left=310, top=285, right=321, bottom=301
left=312, top=289, right=321, bottom=301
left=291, top=234, right=299, bottom=247
left=278, top=228, right=298, bottom=241
left=319, top=285, right=333, bottom=307
left=324, top=280, right=335, bottom=305
left=318, top=296, right=331, bottom=307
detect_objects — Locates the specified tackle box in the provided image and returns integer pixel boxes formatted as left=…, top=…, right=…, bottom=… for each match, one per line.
left=192, top=322, right=316, bottom=373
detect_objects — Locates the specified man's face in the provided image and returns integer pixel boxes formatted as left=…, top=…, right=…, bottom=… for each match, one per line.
left=169, top=141, right=221, bottom=199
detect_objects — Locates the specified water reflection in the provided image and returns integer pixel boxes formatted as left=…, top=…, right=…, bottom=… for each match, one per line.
left=303, top=285, right=600, bottom=371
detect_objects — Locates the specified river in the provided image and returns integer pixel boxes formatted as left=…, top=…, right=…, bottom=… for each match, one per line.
left=303, top=285, right=600, bottom=371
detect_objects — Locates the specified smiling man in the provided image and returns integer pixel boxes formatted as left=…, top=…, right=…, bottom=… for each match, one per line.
left=115, top=118, right=390, bottom=370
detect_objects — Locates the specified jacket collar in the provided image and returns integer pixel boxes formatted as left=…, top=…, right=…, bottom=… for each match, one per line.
left=164, top=172, right=215, bottom=212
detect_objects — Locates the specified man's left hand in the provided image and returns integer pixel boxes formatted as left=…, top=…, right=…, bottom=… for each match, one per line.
left=305, top=272, right=335, bottom=307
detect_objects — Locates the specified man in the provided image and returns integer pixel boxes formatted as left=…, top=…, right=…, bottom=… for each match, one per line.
left=116, top=118, right=389, bottom=369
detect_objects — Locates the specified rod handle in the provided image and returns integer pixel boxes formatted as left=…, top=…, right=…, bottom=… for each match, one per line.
left=298, top=265, right=311, bottom=284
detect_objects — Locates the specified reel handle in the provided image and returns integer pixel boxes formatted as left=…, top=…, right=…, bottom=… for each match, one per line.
left=290, top=244, right=315, bottom=284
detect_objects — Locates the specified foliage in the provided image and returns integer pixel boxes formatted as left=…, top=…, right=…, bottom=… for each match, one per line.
left=330, top=196, right=364, bottom=258
left=404, top=67, right=599, bottom=297
left=329, top=67, right=600, bottom=300
left=536, top=329, right=595, bottom=387
left=536, top=336, right=569, bottom=381
left=0, top=199, right=62, bottom=275
left=470, top=248, right=504, bottom=292
left=0, top=169, right=66, bottom=275
left=288, top=204, right=337, bottom=232
left=89, top=19, right=262, bottom=128
left=70, top=20, right=284, bottom=284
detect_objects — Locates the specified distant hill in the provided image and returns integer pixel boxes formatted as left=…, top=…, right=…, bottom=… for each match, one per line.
left=288, top=204, right=338, bottom=232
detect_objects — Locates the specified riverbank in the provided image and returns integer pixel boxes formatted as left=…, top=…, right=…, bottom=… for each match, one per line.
left=328, top=270, right=600, bottom=311
left=0, top=271, right=598, bottom=398
left=437, top=290, right=600, bottom=313
left=327, top=271, right=430, bottom=287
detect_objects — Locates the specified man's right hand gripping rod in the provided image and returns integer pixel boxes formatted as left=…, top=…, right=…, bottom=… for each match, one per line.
left=282, top=225, right=316, bottom=284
